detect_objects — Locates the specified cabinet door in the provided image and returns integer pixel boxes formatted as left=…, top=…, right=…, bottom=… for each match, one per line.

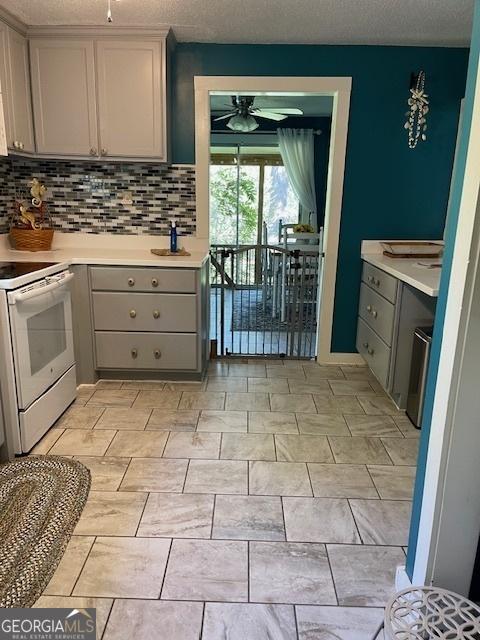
left=0, top=23, right=12, bottom=148
left=30, top=39, right=98, bottom=156
left=6, top=27, right=34, bottom=152
left=96, top=40, right=165, bottom=159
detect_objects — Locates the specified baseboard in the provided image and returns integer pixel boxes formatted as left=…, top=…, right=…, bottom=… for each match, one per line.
left=318, top=352, right=365, bottom=366
left=395, top=565, right=412, bottom=591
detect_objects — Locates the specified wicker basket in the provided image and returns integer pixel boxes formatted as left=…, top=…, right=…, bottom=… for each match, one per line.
left=9, top=228, right=54, bottom=252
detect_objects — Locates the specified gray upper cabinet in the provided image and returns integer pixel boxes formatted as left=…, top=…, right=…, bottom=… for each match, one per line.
left=30, top=39, right=98, bottom=155
left=95, top=40, right=166, bottom=159
left=1, top=25, right=34, bottom=153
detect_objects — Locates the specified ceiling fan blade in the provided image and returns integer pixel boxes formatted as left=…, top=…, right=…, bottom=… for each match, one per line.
left=252, top=111, right=288, bottom=121
left=260, top=108, right=304, bottom=115
left=213, top=112, right=236, bottom=121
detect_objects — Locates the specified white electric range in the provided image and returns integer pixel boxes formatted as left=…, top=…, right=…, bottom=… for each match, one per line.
left=0, top=261, right=76, bottom=454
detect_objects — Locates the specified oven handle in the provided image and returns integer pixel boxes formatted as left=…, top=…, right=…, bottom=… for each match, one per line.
left=9, top=273, right=74, bottom=304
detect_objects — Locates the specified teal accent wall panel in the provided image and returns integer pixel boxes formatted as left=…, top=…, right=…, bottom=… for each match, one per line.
left=171, top=43, right=468, bottom=352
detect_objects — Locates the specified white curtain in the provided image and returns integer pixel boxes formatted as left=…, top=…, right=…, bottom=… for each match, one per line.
left=277, top=128, right=317, bottom=225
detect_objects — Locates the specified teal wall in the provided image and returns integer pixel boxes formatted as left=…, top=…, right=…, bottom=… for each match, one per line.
left=171, top=44, right=469, bottom=352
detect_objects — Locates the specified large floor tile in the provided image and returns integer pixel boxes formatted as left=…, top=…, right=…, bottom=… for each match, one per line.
left=73, top=537, right=171, bottom=598
left=208, top=361, right=230, bottom=377
left=267, top=366, right=305, bottom=380
left=203, top=603, right=296, bottom=640
left=296, top=413, right=350, bottom=436
left=207, top=376, right=248, bottom=392
left=119, top=458, right=188, bottom=492
left=49, top=429, right=116, bottom=456
left=179, top=391, right=226, bottom=410
left=43, top=536, right=95, bottom=595
left=250, top=541, right=336, bottom=604
left=30, top=428, right=64, bottom=454
left=162, top=539, right=248, bottom=601
left=57, top=406, right=104, bottom=429
left=275, top=434, right=334, bottom=463
left=392, top=414, right=421, bottom=438
left=104, top=599, right=203, bottom=640
left=248, top=378, right=289, bottom=393
left=327, top=544, right=405, bottom=606
left=212, top=495, right=285, bottom=541
left=94, top=407, right=151, bottom=430
left=303, top=365, right=344, bottom=380
left=184, top=460, right=248, bottom=494
left=229, top=363, right=266, bottom=377
left=249, top=461, right=312, bottom=496
left=75, top=491, right=147, bottom=536
left=163, top=432, right=221, bottom=459
left=270, top=393, right=316, bottom=413
left=221, top=433, right=276, bottom=461
left=368, top=465, right=416, bottom=499
left=296, top=605, right=384, bottom=640
left=95, top=380, right=124, bottom=389
left=34, top=596, right=113, bottom=639
left=308, top=463, right=378, bottom=498
left=74, top=456, right=130, bottom=491
left=328, top=436, right=391, bottom=465
left=283, top=497, right=360, bottom=543
left=329, top=380, right=376, bottom=396
left=248, top=411, right=298, bottom=434
left=132, top=390, right=182, bottom=409
left=357, top=395, right=403, bottom=415
left=138, top=492, right=214, bottom=538
left=226, top=392, right=270, bottom=411
left=344, top=415, right=402, bottom=437
left=350, top=499, right=412, bottom=546
left=87, top=389, right=138, bottom=407
left=121, top=380, right=165, bottom=390
left=381, top=437, right=419, bottom=465
left=164, top=381, right=207, bottom=392
left=105, top=430, right=168, bottom=457
left=197, top=410, right=248, bottom=433
left=313, top=393, right=365, bottom=414
left=146, top=409, right=199, bottom=431
left=288, top=379, right=331, bottom=394
left=341, top=365, right=376, bottom=381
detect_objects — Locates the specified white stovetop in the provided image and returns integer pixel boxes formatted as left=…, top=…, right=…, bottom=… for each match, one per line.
left=0, top=233, right=209, bottom=269
left=361, top=240, right=443, bottom=297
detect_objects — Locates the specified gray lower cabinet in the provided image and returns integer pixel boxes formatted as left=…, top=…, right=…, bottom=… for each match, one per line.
left=71, top=263, right=208, bottom=383
left=356, top=261, right=436, bottom=409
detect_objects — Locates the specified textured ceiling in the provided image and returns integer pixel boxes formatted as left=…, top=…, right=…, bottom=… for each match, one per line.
left=0, top=0, right=473, bottom=46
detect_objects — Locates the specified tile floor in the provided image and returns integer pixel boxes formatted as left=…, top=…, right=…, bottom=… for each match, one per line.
left=32, top=360, right=419, bottom=639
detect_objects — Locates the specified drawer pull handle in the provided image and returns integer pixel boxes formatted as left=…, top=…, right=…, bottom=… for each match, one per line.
left=129, top=309, right=137, bottom=318
left=372, top=310, right=378, bottom=318
left=368, top=275, right=374, bottom=283
left=127, top=278, right=135, bottom=287
left=367, top=347, right=375, bottom=356
left=153, top=349, right=161, bottom=359
left=374, top=278, right=380, bottom=286
left=362, top=342, right=369, bottom=349
left=151, top=278, right=159, bottom=287
left=131, top=348, right=138, bottom=359
left=153, top=309, right=160, bottom=319
left=366, top=305, right=372, bottom=313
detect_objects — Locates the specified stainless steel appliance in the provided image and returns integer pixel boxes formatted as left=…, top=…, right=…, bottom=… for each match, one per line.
left=406, top=326, right=433, bottom=428
left=0, top=262, right=76, bottom=454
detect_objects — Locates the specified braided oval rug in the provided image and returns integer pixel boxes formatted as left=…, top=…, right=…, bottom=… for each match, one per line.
left=0, top=455, right=91, bottom=607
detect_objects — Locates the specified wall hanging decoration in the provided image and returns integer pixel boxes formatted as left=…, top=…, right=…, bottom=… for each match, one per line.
left=404, top=71, right=429, bottom=149
left=9, top=178, right=54, bottom=251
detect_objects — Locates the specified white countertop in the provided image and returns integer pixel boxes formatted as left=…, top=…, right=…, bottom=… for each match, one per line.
left=361, top=241, right=442, bottom=297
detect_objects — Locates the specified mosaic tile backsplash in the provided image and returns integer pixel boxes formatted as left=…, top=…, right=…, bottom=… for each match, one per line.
left=0, top=158, right=196, bottom=235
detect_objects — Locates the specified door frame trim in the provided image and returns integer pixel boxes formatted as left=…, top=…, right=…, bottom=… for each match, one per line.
left=194, top=75, right=358, bottom=364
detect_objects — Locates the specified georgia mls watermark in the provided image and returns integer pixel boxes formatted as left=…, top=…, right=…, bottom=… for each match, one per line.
left=0, top=608, right=96, bottom=640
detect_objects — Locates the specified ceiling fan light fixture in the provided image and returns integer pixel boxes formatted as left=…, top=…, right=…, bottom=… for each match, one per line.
left=227, top=114, right=259, bottom=132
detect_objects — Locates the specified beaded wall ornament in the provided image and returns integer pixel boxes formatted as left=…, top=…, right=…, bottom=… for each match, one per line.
left=404, top=71, right=429, bottom=149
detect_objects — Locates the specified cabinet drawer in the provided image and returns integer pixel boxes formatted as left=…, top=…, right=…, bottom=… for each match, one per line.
left=95, top=331, right=197, bottom=370
left=90, top=267, right=196, bottom=293
left=356, top=316, right=391, bottom=388
left=362, top=262, right=398, bottom=303
left=358, top=283, right=395, bottom=346
left=92, top=292, right=197, bottom=332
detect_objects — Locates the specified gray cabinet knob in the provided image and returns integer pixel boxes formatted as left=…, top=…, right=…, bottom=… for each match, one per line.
left=374, top=278, right=380, bottom=286
left=101, top=148, right=108, bottom=156
left=153, top=309, right=160, bottom=319
left=129, top=309, right=137, bottom=318
left=131, top=348, right=138, bottom=359
left=153, top=349, right=161, bottom=359
left=19, top=141, right=24, bottom=150
left=151, top=278, right=159, bottom=287
left=89, top=147, right=97, bottom=156
left=127, top=277, right=135, bottom=287
left=366, top=305, right=372, bottom=313
left=372, top=309, right=378, bottom=318
left=363, top=342, right=368, bottom=349
left=367, top=347, right=375, bottom=356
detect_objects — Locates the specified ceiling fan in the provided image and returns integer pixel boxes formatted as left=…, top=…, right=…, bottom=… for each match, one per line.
left=213, top=96, right=303, bottom=132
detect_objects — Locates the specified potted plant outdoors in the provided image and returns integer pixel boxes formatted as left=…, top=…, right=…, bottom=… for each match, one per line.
left=9, top=178, right=54, bottom=251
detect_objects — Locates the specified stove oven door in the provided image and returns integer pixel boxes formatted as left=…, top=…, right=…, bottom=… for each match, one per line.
left=8, top=274, right=75, bottom=409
